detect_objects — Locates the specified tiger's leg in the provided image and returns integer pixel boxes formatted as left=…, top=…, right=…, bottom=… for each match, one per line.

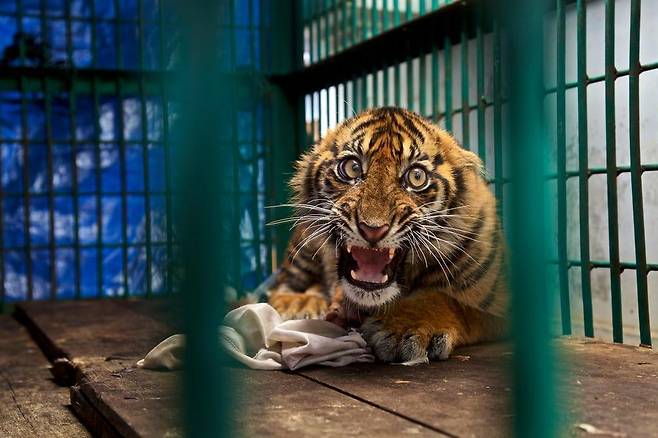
left=266, top=227, right=330, bottom=320
left=361, top=289, right=506, bottom=362
left=269, top=284, right=329, bottom=320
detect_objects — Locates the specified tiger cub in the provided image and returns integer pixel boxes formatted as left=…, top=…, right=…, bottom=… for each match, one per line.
left=268, top=107, right=507, bottom=362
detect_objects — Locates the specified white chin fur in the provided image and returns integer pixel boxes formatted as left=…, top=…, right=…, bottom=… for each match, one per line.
left=340, top=279, right=401, bottom=308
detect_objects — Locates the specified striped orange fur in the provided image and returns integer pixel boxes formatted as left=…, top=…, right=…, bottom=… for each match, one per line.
left=268, top=107, right=507, bottom=362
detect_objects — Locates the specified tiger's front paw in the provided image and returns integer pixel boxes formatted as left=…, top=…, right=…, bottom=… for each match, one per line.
left=269, top=288, right=329, bottom=320
left=360, top=317, right=457, bottom=362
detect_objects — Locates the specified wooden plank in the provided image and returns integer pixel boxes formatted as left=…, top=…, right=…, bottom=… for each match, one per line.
left=561, top=338, right=658, bottom=437
left=0, top=316, right=90, bottom=438
left=15, top=300, right=442, bottom=437
left=298, top=342, right=513, bottom=438
left=299, top=338, right=658, bottom=437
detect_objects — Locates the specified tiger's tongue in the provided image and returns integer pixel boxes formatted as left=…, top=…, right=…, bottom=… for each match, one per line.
left=351, top=247, right=390, bottom=283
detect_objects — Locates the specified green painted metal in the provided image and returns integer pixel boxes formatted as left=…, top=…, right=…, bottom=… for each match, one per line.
left=604, top=0, right=623, bottom=343
left=556, top=0, right=572, bottom=336
left=504, top=0, right=557, bottom=435
left=628, top=0, right=651, bottom=346
left=576, top=0, right=593, bottom=338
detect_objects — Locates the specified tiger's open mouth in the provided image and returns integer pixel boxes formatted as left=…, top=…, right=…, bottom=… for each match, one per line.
left=338, top=245, right=405, bottom=290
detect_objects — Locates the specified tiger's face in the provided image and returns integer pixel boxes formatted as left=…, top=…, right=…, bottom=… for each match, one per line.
left=291, top=107, right=484, bottom=309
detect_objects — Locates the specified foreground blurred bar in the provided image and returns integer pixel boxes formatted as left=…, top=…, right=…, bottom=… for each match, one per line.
left=502, top=0, right=558, bottom=436
left=177, top=0, right=233, bottom=435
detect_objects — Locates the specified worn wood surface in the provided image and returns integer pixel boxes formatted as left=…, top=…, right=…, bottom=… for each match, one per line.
left=12, top=299, right=658, bottom=437
left=0, top=316, right=90, bottom=438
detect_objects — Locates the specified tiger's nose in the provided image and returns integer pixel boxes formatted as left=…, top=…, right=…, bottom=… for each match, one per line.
left=358, top=222, right=390, bottom=244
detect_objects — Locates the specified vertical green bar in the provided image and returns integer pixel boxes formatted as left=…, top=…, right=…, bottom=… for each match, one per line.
left=158, top=0, right=174, bottom=294
left=16, top=0, right=34, bottom=301
left=419, top=53, right=426, bottom=116
left=395, top=62, right=402, bottom=106
left=628, top=0, right=651, bottom=346
left=460, top=16, right=469, bottom=149
left=383, top=64, right=389, bottom=106
left=444, top=35, right=453, bottom=131
left=431, top=40, right=439, bottom=121
left=504, top=0, right=557, bottom=435
left=230, top=0, right=243, bottom=296
left=324, top=0, right=330, bottom=59
left=372, top=0, right=378, bottom=36
left=604, top=0, right=623, bottom=343
left=66, top=0, right=82, bottom=299
left=405, top=0, right=411, bottom=22
left=91, top=78, right=104, bottom=298
left=352, top=0, right=357, bottom=45
left=475, top=6, right=485, bottom=162
left=251, top=0, right=263, bottom=282
left=178, top=0, right=232, bottom=434
left=556, top=0, right=572, bottom=335
left=382, top=0, right=389, bottom=30
left=361, top=0, right=367, bottom=41
left=373, top=68, right=380, bottom=107
left=39, top=0, right=57, bottom=301
left=492, top=20, right=503, bottom=215
left=360, top=73, right=367, bottom=110
left=406, top=55, right=413, bottom=110
left=576, top=0, right=593, bottom=337
left=342, top=0, right=348, bottom=49
left=138, top=0, right=154, bottom=297
left=393, top=0, right=400, bottom=26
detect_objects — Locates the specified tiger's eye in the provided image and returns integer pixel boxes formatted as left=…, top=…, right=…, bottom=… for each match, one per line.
left=338, top=158, right=363, bottom=181
left=405, top=167, right=428, bottom=190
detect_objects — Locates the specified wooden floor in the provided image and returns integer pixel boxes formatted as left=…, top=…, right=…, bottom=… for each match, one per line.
left=2, top=299, right=657, bottom=437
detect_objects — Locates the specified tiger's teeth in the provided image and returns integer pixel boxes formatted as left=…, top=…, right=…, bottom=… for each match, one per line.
left=350, top=269, right=358, bottom=280
left=388, top=248, right=395, bottom=260
left=347, top=245, right=352, bottom=253
left=380, top=274, right=388, bottom=283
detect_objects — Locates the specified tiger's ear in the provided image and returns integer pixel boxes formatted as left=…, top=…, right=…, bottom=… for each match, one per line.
left=460, top=149, right=486, bottom=177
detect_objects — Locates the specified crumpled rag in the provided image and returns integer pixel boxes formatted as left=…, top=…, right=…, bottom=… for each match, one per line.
left=137, top=303, right=375, bottom=371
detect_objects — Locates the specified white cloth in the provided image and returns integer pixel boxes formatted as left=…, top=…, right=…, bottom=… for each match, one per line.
left=137, top=303, right=374, bottom=371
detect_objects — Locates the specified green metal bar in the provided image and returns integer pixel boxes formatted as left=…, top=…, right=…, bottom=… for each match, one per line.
left=475, top=5, right=485, bottom=162
left=178, top=0, right=231, bottom=433
left=629, top=0, right=651, bottom=347
left=229, top=0, right=243, bottom=296
left=393, top=0, right=400, bottom=26
left=16, top=0, right=34, bottom=301
left=383, top=63, right=390, bottom=106
left=419, top=53, right=426, bottom=116
left=443, top=33, right=452, bottom=131
left=324, top=0, right=330, bottom=60
left=342, top=0, right=348, bottom=50
left=577, top=0, right=593, bottom=337
left=138, top=0, right=153, bottom=296
left=373, top=67, right=379, bottom=107
left=505, top=0, right=557, bottom=434
left=405, top=0, right=411, bottom=22
left=352, top=0, right=357, bottom=46
left=492, top=19, right=503, bottom=215
left=372, top=0, right=378, bottom=36
left=556, top=0, right=571, bottom=335
left=251, top=0, right=264, bottom=282
left=154, top=0, right=173, bottom=293
left=431, top=40, right=439, bottom=121
left=395, top=62, right=401, bottom=106
left=64, top=0, right=82, bottom=300
left=460, top=14, right=469, bottom=149
left=361, top=0, right=367, bottom=41
left=91, top=79, right=104, bottom=298
left=604, top=0, right=623, bottom=343
left=383, top=0, right=389, bottom=30
left=406, top=55, right=413, bottom=110
left=360, top=73, right=367, bottom=110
